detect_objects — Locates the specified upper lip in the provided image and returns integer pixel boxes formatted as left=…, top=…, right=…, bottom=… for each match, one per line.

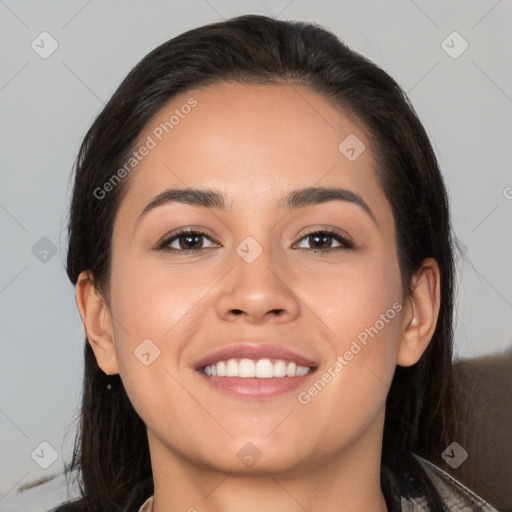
left=194, top=343, right=318, bottom=370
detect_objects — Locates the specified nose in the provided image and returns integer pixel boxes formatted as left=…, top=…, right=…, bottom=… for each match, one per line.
left=215, top=244, right=301, bottom=325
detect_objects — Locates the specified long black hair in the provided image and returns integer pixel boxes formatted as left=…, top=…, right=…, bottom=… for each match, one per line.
left=59, top=14, right=456, bottom=511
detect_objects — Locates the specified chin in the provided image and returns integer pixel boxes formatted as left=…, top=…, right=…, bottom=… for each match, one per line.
left=191, top=436, right=313, bottom=475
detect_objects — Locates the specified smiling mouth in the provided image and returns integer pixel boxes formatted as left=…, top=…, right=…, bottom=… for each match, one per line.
left=200, top=358, right=313, bottom=378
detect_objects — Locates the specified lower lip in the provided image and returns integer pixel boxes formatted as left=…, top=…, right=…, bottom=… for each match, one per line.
left=196, top=371, right=315, bottom=399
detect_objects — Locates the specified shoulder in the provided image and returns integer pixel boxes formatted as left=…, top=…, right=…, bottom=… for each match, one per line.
left=412, top=454, right=500, bottom=511
left=45, top=478, right=153, bottom=512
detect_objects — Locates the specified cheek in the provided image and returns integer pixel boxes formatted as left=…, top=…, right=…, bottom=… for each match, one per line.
left=297, top=310, right=401, bottom=451
left=296, top=253, right=403, bottom=428
left=303, top=250, right=402, bottom=340
left=108, top=260, right=208, bottom=433
left=110, top=258, right=209, bottom=349
left=332, top=253, right=403, bottom=389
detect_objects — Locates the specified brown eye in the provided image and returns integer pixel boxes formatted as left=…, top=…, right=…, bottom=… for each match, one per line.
left=157, top=230, right=219, bottom=252
left=294, top=230, right=354, bottom=253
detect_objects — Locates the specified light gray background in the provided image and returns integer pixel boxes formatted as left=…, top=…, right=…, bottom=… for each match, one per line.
left=1, top=1, right=511, bottom=510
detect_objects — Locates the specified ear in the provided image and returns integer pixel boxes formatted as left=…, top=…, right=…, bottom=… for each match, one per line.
left=397, top=257, right=441, bottom=367
left=75, top=270, right=119, bottom=375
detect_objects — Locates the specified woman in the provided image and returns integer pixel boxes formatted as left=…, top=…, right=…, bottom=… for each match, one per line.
left=51, top=14, right=498, bottom=512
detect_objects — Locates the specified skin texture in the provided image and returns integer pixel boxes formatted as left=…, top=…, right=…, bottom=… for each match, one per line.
left=76, top=83, right=440, bottom=512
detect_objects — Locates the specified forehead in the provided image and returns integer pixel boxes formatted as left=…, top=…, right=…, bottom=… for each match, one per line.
left=116, top=82, right=391, bottom=226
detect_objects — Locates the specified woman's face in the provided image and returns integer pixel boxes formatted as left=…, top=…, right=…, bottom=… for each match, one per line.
left=99, top=82, right=409, bottom=474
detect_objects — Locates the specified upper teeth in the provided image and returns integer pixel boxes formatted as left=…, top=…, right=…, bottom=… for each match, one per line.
left=202, top=358, right=311, bottom=378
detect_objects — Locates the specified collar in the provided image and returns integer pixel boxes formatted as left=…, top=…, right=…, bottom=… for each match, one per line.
left=138, top=495, right=154, bottom=512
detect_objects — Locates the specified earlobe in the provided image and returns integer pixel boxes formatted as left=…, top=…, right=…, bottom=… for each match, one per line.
left=75, top=270, right=119, bottom=375
left=397, top=258, right=441, bottom=367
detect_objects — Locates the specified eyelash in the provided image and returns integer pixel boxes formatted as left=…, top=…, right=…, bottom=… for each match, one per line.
left=155, top=228, right=354, bottom=255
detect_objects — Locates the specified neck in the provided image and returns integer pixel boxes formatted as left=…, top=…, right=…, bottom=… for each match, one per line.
left=147, top=415, right=389, bottom=512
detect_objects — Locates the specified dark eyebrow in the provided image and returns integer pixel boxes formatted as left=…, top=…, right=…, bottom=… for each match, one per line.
left=139, top=188, right=226, bottom=219
left=279, top=186, right=376, bottom=224
left=137, top=186, right=377, bottom=225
